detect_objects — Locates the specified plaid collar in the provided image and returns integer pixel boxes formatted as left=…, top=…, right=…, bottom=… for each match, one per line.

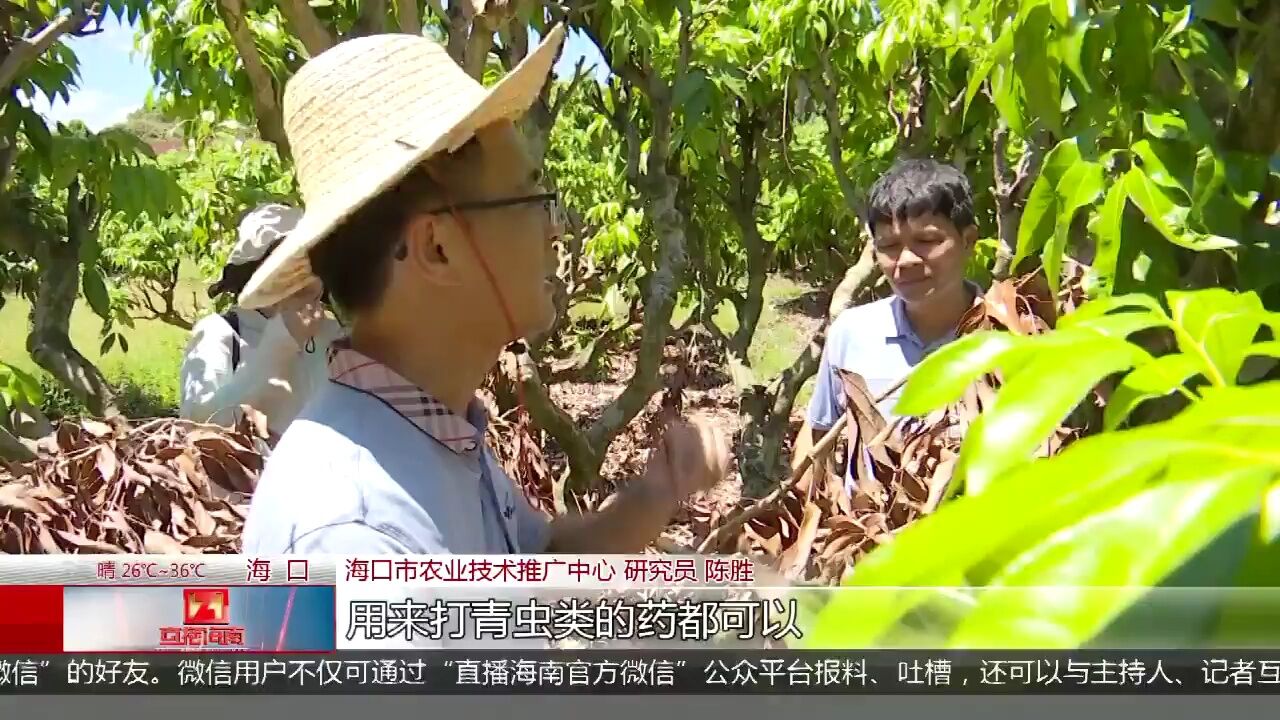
left=327, top=338, right=484, bottom=455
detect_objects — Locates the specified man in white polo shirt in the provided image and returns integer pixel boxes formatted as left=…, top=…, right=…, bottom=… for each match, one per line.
left=797, top=158, right=983, bottom=492
left=236, top=26, right=727, bottom=555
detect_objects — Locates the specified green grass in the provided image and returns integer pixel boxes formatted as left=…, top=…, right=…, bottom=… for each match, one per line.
left=0, top=264, right=211, bottom=417
left=3, top=270, right=823, bottom=419
left=672, top=275, right=821, bottom=409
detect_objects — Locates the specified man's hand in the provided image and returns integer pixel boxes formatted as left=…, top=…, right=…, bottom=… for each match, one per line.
left=277, top=282, right=325, bottom=347
left=640, top=418, right=730, bottom=506
left=546, top=417, right=730, bottom=554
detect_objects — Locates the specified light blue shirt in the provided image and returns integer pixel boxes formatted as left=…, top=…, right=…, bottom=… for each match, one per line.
left=241, top=382, right=551, bottom=555
left=806, top=284, right=979, bottom=491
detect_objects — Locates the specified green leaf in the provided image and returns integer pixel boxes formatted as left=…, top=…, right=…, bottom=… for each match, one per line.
left=895, top=332, right=1024, bottom=416
left=642, top=0, right=676, bottom=25
left=949, top=470, right=1271, bottom=649
left=672, top=68, right=708, bottom=108
left=1143, top=113, right=1188, bottom=140
left=1190, top=146, right=1226, bottom=222
left=1131, top=139, right=1188, bottom=194
left=1057, top=16, right=1092, bottom=94
left=82, top=266, right=111, bottom=319
left=1060, top=293, right=1167, bottom=329
left=100, top=333, right=117, bottom=356
left=989, top=64, right=1025, bottom=136
left=1088, top=181, right=1128, bottom=299
left=1016, top=172, right=1058, bottom=267
left=0, top=363, right=43, bottom=408
left=857, top=29, right=879, bottom=68
left=1166, top=289, right=1266, bottom=386
left=1013, top=4, right=1062, bottom=135
left=1213, top=481, right=1280, bottom=647
left=1049, top=0, right=1077, bottom=27
left=119, top=334, right=130, bottom=354
left=812, top=431, right=1213, bottom=646
left=1193, top=0, right=1252, bottom=29
left=1043, top=158, right=1105, bottom=294
left=1014, top=139, right=1083, bottom=266
left=963, top=22, right=1014, bottom=118
left=957, top=337, right=1147, bottom=493
left=1113, top=1, right=1154, bottom=98
left=1104, top=353, right=1202, bottom=430
left=1124, top=167, right=1237, bottom=251
left=1156, top=6, right=1194, bottom=49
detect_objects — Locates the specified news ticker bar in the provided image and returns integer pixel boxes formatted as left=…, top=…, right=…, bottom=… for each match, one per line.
left=1, top=651, right=1280, bottom=694
left=0, top=554, right=763, bottom=587
left=7, top=582, right=1280, bottom=653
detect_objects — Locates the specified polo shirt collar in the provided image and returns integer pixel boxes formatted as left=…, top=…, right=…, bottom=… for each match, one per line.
left=888, top=280, right=984, bottom=348
left=327, top=338, right=484, bottom=455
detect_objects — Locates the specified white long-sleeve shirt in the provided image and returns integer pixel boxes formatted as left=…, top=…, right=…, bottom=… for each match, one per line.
left=178, top=308, right=343, bottom=437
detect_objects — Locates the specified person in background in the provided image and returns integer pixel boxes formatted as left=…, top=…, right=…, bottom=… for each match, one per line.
left=236, top=27, right=728, bottom=556
left=179, top=203, right=343, bottom=444
left=794, top=158, right=983, bottom=492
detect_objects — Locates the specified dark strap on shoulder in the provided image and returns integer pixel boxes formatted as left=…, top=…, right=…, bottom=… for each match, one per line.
left=222, top=311, right=241, bottom=372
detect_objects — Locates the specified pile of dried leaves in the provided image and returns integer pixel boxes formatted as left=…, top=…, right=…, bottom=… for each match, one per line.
left=0, top=410, right=267, bottom=554
left=689, top=272, right=1090, bottom=584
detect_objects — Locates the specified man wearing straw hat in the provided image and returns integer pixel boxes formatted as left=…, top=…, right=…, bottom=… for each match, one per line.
left=238, top=26, right=728, bottom=555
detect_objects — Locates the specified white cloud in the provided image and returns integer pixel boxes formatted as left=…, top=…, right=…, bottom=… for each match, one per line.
left=25, top=88, right=139, bottom=132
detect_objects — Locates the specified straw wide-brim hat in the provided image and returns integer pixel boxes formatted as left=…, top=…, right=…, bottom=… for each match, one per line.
left=237, top=25, right=567, bottom=309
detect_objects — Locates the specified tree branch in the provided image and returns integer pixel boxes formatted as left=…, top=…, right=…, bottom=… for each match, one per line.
left=353, top=0, right=388, bottom=37
left=814, top=49, right=864, bottom=220
left=992, top=125, right=1047, bottom=279
left=511, top=352, right=602, bottom=489
left=0, top=3, right=91, bottom=91
left=394, top=0, right=419, bottom=34
left=277, top=0, right=335, bottom=57
left=548, top=56, right=590, bottom=125
left=462, top=16, right=495, bottom=80
left=216, top=0, right=291, bottom=159
left=828, top=240, right=879, bottom=322
left=585, top=12, right=692, bottom=449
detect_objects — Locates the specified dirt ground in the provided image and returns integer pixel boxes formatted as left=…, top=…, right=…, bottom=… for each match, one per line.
left=535, top=289, right=827, bottom=548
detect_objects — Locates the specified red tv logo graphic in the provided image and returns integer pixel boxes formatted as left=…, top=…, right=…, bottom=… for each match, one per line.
left=183, top=588, right=230, bottom=625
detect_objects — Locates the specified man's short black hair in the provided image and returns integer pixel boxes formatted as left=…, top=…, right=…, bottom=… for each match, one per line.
left=307, top=168, right=442, bottom=314
left=864, top=158, right=976, bottom=236
left=307, top=139, right=485, bottom=315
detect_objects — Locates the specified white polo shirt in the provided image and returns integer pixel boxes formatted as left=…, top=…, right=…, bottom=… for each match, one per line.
left=241, top=340, right=551, bottom=555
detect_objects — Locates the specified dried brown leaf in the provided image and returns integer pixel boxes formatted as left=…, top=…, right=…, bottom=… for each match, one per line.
left=80, top=419, right=114, bottom=438
left=95, top=446, right=120, bottom=485
left=0, top=483, right=44, bottom=515
left=54, top=529, right=125, bottom=553
left=144, top=530, right=193, bottom=554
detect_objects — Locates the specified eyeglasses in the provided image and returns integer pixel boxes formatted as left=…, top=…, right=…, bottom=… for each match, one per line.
left=424, top=193, right=564, bottom=228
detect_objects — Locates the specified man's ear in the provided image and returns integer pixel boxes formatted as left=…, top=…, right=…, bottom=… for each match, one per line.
left=401, top=212, right=461, bottom=287
left=961, top=224, right=979, bottom=250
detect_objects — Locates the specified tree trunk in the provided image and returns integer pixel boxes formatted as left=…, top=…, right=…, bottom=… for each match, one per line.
left=353, top=0, right=389, bottom=37
left=0, top=424, right=35, bottom=463
left=736, top=326, right=825, bottom=494
left=277, top=0, right=335, bottom=57
left=216, top=0, right=291, bottom=160
left=1225, top=2, right=1280, bottom=157
left=512, top=16, right=693, bottom=494
left=828, top=241, right=879, bottom=322
left=393, top=0, right=420, bottom=34
left=728, top=234, right=769, bottom=358
left=27, top=183, right=117, bottom=418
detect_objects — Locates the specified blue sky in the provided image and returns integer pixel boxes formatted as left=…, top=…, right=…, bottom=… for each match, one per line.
left=31, top=16, right=606, bottom=133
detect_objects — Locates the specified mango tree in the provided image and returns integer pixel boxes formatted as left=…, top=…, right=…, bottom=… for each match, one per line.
left=101, top=130, right=296, bottom=330
left=804, top=287, right=1280, bottom=648
left=0, top=1, right=187, bottom=438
